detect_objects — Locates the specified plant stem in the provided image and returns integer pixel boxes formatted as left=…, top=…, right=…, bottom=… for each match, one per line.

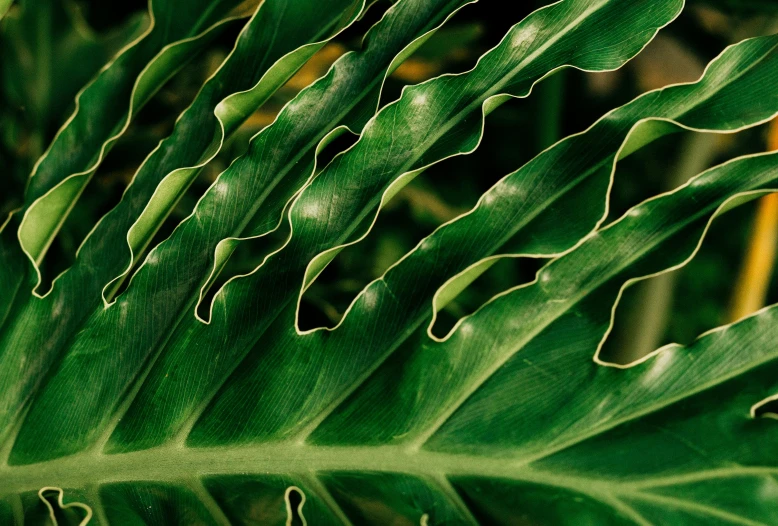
left=729, top=194, right=778, bottom=321
left=729, top=119, right=778, bottom=321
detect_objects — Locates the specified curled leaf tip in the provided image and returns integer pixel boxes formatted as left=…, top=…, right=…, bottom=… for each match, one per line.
left=38, top=487, right=93, bottom=526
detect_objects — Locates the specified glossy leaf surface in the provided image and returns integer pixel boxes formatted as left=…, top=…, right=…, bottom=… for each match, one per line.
left=2, top=0, right=778, bottom=524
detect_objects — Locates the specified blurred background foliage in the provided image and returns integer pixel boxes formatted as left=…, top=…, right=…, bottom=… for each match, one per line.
left=2, top=0, right=778, bottom=362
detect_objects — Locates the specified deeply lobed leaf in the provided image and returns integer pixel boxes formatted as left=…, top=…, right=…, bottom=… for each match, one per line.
left=4, top=0, right=778, bottom=524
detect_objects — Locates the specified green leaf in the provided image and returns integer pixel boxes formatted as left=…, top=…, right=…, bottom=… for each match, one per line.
left=0, top=0, right=471, bottom=457
left=0, top=0, right=252, bottom=340
left=10, top=0, right=253, bottom=266
left=6, top=0, right=778, bottom=523
left=0, top=0, right=698, bottom=521
left=11, top=123, right=778, bottom=526
left=0, top=0, right=364, bottom=436
left=129, top=30, right=778, bottom=453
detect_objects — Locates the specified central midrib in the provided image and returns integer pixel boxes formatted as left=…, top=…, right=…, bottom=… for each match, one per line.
left=0, top=443, right=616, bottom=495
left=4, top=442, right=773, bottom=504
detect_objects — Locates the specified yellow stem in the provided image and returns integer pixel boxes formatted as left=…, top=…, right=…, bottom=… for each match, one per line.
left=728, top=120, right=778, bottom=321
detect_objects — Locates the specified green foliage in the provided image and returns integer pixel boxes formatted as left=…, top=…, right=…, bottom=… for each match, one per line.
left=0, top=0, right=144, bottom=214
left=2, top=0, right=778, bottom=524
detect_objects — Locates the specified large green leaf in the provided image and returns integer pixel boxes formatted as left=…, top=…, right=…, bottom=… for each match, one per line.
left=0, top=0, right=686, bottom=521
left=0, top=0, right=365, bottom=439
left=6, top=0, right=778, bottom=523
left=0, top=0, right=473, bottom=455
left=125, top=33, right=778, bottom=451
left=6, top=149, right=778, bottom=522
left=37, top=1, right=682, bottom=462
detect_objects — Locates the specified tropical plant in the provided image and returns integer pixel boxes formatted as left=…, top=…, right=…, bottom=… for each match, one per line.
left=2, top=0, right=778, bottom=523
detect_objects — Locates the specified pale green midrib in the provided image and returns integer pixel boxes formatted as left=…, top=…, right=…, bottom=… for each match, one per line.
left=410, top=175, right=755, bottom=449
left=0, top=445, right=556, bottom=493
left=3, top=444, right=775, bottom=505
left=0, top=443, right=726, bottom=495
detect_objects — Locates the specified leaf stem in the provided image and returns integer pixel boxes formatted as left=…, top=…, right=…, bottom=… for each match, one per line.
left=728, top=119, right=778, bottom=321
